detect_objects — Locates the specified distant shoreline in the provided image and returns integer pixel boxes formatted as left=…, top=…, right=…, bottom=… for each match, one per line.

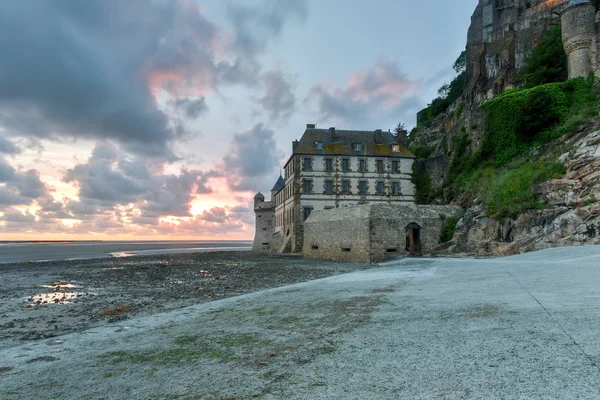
left=0, top=240, right=253, bottom=264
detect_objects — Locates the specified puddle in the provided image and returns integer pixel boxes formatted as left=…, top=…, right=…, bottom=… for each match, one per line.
left=27, top=292, right=79, bottom=305
left=25, top=280, right=90, bottom=306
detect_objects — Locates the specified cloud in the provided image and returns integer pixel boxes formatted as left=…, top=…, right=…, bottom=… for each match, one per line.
left=170, top=97, right=208, bottom=119
left=0, top=0, right=305, bottom=159
left=256, top=71, right=297, bottom=120
left=0, top=136, right=20, bottom=154
left=1, top=208, right=36, bottom=223
left=0, top=157, right=49, bottom=207
left=63, top=142, right=220, bottom=219
left=221, top=124, right=284, bottom=191
left=226, top=0, right=308, bottom=57
left=0, top=158, right=16, bottom=182
left=308, top=59, right=422, bottom=127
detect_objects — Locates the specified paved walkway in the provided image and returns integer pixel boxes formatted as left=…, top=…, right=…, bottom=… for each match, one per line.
left=2, top=246, right=600, bottom=399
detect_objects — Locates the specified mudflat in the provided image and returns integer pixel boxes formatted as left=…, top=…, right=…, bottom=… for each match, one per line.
left=0, top=251, right=371, bottom=350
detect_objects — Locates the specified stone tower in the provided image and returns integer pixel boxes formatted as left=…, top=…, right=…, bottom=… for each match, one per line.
left=252, top=192, right=274, bottom=252
left=562, top=0, right=597, bottom=78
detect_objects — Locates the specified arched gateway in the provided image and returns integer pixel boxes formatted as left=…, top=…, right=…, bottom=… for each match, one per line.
left=405, top=222, right=422, bottom=256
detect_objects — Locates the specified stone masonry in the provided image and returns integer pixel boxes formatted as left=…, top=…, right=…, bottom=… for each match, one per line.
left=303, top=204, right=463, bottom=263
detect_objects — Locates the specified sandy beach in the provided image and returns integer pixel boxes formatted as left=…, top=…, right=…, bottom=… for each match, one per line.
left=0, top=251, right=372, bottom=350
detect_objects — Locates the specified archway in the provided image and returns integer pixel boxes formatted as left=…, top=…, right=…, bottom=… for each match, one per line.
left=405, top=222, right=422, bottom=256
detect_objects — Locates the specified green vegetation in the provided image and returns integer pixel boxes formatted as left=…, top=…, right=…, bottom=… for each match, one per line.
left=479, top=162, right=566, bottom=219
left=101, top=332, right=269, bottom=366
left=417, top=51, right=467, bottom=126
left=409, top=143, right=434, bottom=159
left=440, top=214, right=462, bottom=243
left=411, top=162, right=433, bottom=205
left=519, top=26, right=568, bottom=88
left=448, top=77, right=598, bottom=219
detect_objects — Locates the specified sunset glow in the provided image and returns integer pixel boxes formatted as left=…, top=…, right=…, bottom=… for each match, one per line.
left=0, top=0, right=476, bottom=241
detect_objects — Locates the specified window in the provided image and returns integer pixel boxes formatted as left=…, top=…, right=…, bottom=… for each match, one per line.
left=359, top=180, right=367, bottom=195
left=325, top=180, right=333, bottom=195
left=325, top=158, right=333, bottom=172
left=354, top=143, right=363, bottom=151
left=303, top=207, right=312, bottom=221
left=342, top=180, right=350, bottom=195
left=376, top=160, right=384, bottom=173
left=359, top=159, right=366, bottom=172
left=392, top=160, right=399, bottom=173
left=377, top=181, right=384, bottom=195
left=392, top=182, right=400, bottom=196
left=342, top=158, right=350, bottom=172
left=303, top=158, right=312, bottom=171
left=392, top=144, right=400, bottom=152
left=315, top=142, right=323, bottom=150
left=303, top=179, right=313, bottom=194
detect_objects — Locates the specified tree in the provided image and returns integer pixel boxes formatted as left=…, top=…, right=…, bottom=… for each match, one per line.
left=437, top=83, right=451, bottom=99
left=394, top=122, right=408, bottom=145
left=520, top=26, right=568, bottom=88
left=453, top=50, right=467, bottom=74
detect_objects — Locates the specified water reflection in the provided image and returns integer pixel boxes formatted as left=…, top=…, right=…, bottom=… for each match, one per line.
left=26, top=280, right=84, bottom=306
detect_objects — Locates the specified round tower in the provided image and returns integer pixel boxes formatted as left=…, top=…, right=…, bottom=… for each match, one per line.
left=254, top=192, right=265, bottom=209
left=561, top=0, right=596, bottom=79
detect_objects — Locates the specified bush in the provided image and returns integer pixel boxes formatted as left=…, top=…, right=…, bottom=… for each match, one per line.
left=520, top=26, right=568, bottom=88
left=478, top=78, right=591, bottom=167
left=440, top=215, right=462, bottom=243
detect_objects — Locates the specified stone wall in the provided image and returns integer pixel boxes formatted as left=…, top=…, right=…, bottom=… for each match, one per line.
left=369, top=204, right=463, bottom=262
left=302, top=205, right=371, bottom=262
left=303, top=204, right=463, bottom=262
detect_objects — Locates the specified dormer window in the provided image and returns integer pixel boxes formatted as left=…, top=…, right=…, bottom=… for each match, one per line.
left=315, top=142, right=323, bottom=150
left=392, top=144, right=400, bottom=152
left=354, top=143, right=363, bottom=152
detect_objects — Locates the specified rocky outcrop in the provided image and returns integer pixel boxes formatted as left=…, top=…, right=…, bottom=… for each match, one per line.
left=442, top=128, right=600, bottom=257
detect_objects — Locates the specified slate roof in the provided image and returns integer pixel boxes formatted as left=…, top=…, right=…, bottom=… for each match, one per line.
left=271, top=175, right=285, bottom=192
left=292, top=128, right=414, bottom=158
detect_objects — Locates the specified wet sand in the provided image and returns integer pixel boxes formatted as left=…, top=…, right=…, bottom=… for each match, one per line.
left=0, top=251, right=371, bottom=350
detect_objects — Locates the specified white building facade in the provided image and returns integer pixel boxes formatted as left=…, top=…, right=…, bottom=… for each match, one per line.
left=254, top=125, right=416, bottom=253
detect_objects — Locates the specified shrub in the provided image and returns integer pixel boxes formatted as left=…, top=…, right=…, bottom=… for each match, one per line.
left=440, top=215, right=462, bottom=243
left=520, top=26, right=568, bottom=88
left=478, top=78, right=590, bottom=167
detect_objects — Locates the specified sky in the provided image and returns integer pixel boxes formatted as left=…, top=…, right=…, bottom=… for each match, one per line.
left=0, top=0, right=478, bottom=241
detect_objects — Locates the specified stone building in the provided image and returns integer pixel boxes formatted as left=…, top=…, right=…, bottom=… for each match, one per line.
left=253, top=125, right=415, bottom=254
left=303, top=204, right=463, bottom=263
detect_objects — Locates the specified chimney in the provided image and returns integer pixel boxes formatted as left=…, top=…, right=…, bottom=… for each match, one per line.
left=292, top=140, right=299, bottom=153
left=328, top=127, right=336, bottom=133
left=374, top=129, right=383, bottom=144
left=306, top=123, right=316, bottom=129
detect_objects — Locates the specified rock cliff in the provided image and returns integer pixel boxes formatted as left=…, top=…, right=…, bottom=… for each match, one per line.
left=442, top=123, right=600, bottom=256
left=411, top=0, right=600, bottom=256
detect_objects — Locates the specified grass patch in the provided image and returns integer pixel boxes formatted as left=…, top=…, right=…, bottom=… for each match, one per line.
left=455, top=160, right=566, bottom=219
left=101, top=332, right=270, bottom=366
